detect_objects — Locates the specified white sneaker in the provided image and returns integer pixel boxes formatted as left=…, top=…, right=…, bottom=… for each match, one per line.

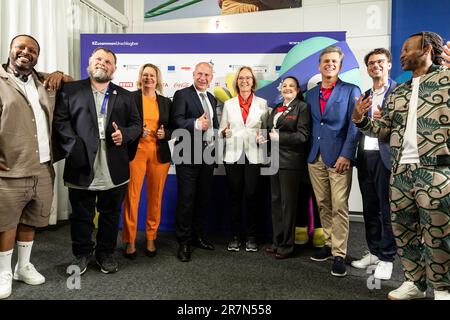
left=0, top=271, right=12, bottom=299
left=434, top=290, right=450, bottom=300
left=374, top=261, right=393, bottom=280
left=13, top=263, right=45, bottom=285
left=351, top=252, right=379, bottom=269
left=388, top=281, right=426, bottom=300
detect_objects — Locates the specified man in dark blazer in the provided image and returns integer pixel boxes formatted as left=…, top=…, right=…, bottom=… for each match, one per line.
left=352, top=48, right=397, bottom=281
left=171, top=62, right=219, bottom=262
left=306, top=45, right=360, bottom=277
left=53, top=48, right=141, bottom=274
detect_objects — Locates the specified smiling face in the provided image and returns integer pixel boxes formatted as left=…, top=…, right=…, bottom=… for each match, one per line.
left=237, top=68, right=254, bottom=94
left=193, top=62, right=213, bottom=92
left=319, top=52, right=342, bottom=80
left=367, top=53, right=391, bottom=81
left=400, top=35, right=427, bottom=72
left=281, top=77, right=300, bottom=103
left=87, top=49, right=116, bottom=83
left=141, top=66, right=158, bottom=92
left=8, top=36, right=40, bottom=74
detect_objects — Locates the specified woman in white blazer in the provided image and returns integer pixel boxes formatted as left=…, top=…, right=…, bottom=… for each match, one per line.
left=220, top=66, right=269, bottom=252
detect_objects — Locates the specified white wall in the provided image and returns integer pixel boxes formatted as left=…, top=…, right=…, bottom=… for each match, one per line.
left=142, top=0, right=392, bottom=213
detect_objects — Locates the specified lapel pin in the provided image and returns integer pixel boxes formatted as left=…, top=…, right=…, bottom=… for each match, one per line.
left=113, top=90, right=117, bottom=95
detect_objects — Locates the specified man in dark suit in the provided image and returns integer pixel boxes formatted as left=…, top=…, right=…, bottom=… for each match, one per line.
left=171, top=62, right=219, bottom=262
left=53, top=47, right=141, bottom=274
left=351, top=48, right=397, bottom=281
left=306, top=45, right=360, bottom=277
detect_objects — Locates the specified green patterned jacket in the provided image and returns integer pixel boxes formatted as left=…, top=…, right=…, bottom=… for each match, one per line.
left=357, top=64, right=450, bottom=171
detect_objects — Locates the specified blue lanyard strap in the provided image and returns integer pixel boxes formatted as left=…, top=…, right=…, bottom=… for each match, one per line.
left=100, top=85, right=110, bottom=115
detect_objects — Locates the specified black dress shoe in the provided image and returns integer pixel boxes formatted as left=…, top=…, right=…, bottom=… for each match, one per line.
left=193, top=237, right=215, bottom=250
left=123, top=251, right=137, bottom=260
left=145, top=249, right=157, bottom=258
left=177, top=244, right=191, bottom=262
left=123, top=250, right=137, bottom=260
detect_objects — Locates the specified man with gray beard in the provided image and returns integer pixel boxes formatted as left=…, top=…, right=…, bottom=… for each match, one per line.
left=53, top=48, right=141, bottom=275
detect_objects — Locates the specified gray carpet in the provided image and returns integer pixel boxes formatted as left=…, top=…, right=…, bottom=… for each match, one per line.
left=5, top=221, right=435, bottom=300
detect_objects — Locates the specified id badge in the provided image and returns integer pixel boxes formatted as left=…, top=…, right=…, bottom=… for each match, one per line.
left=98, top=117, right=106, bottom=140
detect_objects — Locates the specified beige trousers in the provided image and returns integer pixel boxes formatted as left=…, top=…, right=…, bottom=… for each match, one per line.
left=308, top=155, right=352, bottom=257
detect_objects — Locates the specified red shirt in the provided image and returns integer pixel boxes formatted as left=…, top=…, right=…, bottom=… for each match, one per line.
left=238, top=93, right=253, bottom=124
left=319, top=81, right=337, bottom=115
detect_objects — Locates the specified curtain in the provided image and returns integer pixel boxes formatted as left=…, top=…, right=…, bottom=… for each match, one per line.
left=0, top=0, right=125, bottom=224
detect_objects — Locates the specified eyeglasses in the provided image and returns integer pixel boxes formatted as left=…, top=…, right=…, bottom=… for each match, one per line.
left=368, top=59, right=387, bottom=67
left=238, top=76, right=252, bottom=81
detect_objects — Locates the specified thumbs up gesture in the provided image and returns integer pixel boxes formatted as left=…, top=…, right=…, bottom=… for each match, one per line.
left=256, top=129, right=268, bottom=144
left=269, top=127, right=279, bottom=142
left=373, top=104, right=383, bottom=119
left=222, top=122, right=232, bottom=138
left=156, top=124, right=165, bottom=140
left=197, top=112, right=210, bottom=131
left=112, top=121, right=123, bottom=146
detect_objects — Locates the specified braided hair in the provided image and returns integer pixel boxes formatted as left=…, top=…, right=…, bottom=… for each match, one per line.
left=410, top=31, right=443, bottom=65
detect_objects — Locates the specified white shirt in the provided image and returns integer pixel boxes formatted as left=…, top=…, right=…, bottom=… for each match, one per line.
left=194, top=88, right=215, bottom=144
left=364, top=82, right=390, bottom=151
left=194, top=88, right=214, bottom=130
left=273, top=99, right=293, bottom=127
left=399, top=77, right=421, bottom=164
left=13, top=75, right=51, bottom=163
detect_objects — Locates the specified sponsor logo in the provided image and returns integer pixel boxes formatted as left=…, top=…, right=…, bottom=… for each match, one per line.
left=119, top=82, right=134, bottom=88
left=174, top=82, right=190, bottom=89
left=168, top=65, right=176, bottom=72
left=180, top=66, right=191, bottom=71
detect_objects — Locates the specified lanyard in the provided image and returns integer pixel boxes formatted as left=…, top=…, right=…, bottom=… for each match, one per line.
left=100, top=85, right=110, bottom=115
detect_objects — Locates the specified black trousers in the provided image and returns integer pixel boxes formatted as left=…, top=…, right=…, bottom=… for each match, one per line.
left=270, top=169, right=301, bottom=255
left=224, top=157, right=260, bottom=238
left=68, top=185, right=127, bottom=257
left=175, top=163, right=214, bottom=245
left=358, top=151, right=396, bottom=262
left=296, top=181, right=321, bottom=228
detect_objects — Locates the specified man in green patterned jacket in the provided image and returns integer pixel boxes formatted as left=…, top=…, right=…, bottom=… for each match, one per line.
left=352, top=31, right=450, bottom=300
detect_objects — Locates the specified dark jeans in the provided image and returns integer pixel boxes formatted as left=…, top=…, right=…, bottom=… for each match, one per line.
left=68, top=185, right=127, bottom=257
left=224, top=157, right=260, bottom=238
left=358, top=151, right=396, bottom=262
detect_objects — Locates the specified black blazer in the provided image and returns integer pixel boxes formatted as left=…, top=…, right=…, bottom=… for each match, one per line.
left=128, top=90, right=172, bottom=163
left=53, top=79, right=142, bottom=187
left=171, top=85, right=219, bottom=161
left=266, top=97, right=310, bottom=171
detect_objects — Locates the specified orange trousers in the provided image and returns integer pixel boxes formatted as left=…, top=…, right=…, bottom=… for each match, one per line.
left=122, top=137, right=170, bottom=244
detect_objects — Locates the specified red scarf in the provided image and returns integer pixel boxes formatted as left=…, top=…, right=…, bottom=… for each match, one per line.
left=238, top=93, right=253, bottom=124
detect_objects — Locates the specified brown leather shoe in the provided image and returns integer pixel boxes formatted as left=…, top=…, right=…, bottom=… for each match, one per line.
left=275, top=252, right=290, bottom=259
left=265, top=246, right=276, bottom=254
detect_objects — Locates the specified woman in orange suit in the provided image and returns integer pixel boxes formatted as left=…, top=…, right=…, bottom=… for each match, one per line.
left=122, top=63, right=172, bottom=259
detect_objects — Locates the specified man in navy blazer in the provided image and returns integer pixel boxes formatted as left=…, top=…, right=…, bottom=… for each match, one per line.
left=306, top=45, right=360, bottom=277
left=171, top=62, right=219, bottom=262
left=351, top=48, right=397, bottom=281
left=53, top=48, right=141, bottom=275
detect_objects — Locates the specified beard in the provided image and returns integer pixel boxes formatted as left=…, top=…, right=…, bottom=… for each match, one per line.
left=88, top=67, right=113, bottom=83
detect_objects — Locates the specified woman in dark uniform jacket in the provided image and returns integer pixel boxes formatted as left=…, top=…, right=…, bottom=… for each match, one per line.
left=262, top=76, right=311, bottom=259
